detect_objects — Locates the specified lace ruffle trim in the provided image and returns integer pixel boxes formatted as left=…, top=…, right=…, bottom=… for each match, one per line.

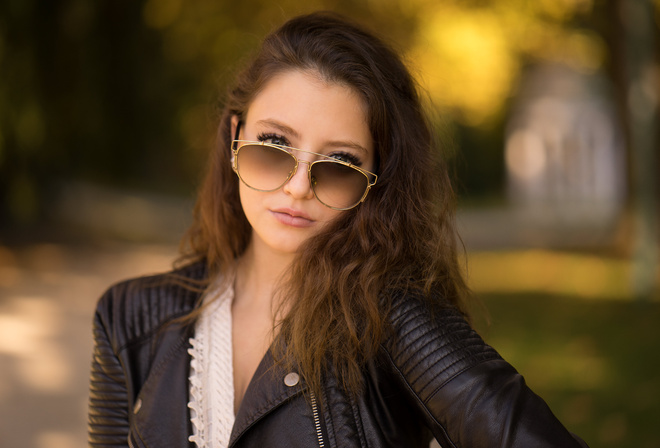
left=188, top=283, right=235, bottom=448
left=188, top=336, right=207, bottom=447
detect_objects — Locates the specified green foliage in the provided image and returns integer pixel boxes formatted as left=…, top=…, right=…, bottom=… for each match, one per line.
left=0, top=0, right=419, bottom=225
left=0, top=0, right=620, bottom=225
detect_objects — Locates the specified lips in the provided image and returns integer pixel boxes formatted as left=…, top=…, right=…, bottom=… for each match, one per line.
left=270, top=207, right=315, bottom=228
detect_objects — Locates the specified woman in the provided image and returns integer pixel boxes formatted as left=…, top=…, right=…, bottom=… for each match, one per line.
left=88, top=12, right=589, bottom=448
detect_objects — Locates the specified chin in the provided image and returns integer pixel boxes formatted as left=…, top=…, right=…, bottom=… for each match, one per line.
left=259, top=233, right=307, bottom=255
left=272, top=240, right=305, bottom=255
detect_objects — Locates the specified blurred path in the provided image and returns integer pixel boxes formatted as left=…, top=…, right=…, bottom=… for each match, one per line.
left=0, top=241, right=178, bottom=448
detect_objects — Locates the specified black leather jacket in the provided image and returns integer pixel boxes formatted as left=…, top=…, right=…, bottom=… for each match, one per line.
left=88, top=262, right=588, bottom=448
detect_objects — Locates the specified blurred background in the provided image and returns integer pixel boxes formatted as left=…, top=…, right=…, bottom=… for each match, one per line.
left=0, top=0, right=658, bottom=447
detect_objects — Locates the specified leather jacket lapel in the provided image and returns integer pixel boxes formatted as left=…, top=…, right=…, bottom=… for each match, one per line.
left=131, top=330, right=195, bottom=448
left=229, top=349, right=307, bottom=447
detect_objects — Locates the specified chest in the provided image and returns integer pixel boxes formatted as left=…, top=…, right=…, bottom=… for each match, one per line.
left=231, top=302, right=274, bottom=413
left=129, top=327, right=428, bottom=448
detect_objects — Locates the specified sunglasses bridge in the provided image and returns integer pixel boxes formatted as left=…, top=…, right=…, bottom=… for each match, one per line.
left=286, top=156, right=321, bottom=186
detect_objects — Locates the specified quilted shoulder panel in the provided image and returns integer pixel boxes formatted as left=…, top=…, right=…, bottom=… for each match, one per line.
left=95, top=261, right=206, bottom=351
left=383, top=293, right=501, bottom=403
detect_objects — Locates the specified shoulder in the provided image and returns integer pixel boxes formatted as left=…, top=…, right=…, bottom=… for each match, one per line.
left=382, top=289, right=501, bottom=391
left=385, top=288, right=473, bottom=340
left=381, top=290, right=590, bottom=448
left=93, top=261, right=208, bottom=350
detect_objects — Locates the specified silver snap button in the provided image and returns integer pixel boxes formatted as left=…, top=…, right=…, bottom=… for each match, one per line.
left=284, top=372, right=300, bottom=387
left=133, top=398, right=142, bottom=414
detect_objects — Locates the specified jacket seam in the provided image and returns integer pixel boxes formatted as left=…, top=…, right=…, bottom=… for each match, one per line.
left=348, top=392, right=368, bottom=448
left=379, top=344, right=459, bottom=448
left=115, top=310, right=195, bottom=354
left=127, top=326, right=193, bottom=398
left=130, top=428, right=147, bottom=448
left=321, top=385, right=337, bottom=448
left=400, top=335, right=482, bottom=380
left=414, top=343, right=495, bottom=398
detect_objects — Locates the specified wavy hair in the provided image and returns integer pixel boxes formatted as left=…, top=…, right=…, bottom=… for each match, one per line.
left=180, top=12, right=469, bottom=398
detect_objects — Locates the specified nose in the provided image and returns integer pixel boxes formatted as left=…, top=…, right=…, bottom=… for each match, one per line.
left=282, top=160, right=315, bottom=200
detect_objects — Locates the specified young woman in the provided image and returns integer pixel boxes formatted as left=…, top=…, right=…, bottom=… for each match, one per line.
left=88, top=12, right=589, bottom=448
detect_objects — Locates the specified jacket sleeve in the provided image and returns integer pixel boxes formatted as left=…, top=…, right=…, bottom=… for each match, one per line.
left=382, top=294, right=589, bottom=448
left=88, top=291, right=130, bottom=447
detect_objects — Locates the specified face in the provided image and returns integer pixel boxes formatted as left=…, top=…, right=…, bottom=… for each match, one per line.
left=233, top=70, right=374, bottom=256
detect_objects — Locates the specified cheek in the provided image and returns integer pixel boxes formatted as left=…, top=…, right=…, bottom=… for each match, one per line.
left=238, top=183, right=260, bottom=218
left=315, top=207, right=344, bottom=225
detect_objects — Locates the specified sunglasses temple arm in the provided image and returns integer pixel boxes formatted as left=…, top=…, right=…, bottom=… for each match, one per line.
left=232, top=120, right=242, bottom=150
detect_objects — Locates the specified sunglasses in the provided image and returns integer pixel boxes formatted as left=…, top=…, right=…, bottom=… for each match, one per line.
left=231, top=127, right=377, bottom=211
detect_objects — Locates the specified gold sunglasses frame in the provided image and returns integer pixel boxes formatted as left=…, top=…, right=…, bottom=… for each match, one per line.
left=231, top=139, right=378, bottom=211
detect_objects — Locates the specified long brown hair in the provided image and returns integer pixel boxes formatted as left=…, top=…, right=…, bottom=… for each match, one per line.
left=180, top=12, right=469, bottom=398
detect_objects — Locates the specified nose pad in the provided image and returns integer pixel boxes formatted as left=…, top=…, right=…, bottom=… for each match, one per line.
left=283, top=160, right=314, bottom=198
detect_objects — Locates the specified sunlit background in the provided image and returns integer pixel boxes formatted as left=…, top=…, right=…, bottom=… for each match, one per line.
left=0, top=0, right=658, bottom=447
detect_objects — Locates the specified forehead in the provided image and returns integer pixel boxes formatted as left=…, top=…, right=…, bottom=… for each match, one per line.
left=244, top=70, right=372, bottom=149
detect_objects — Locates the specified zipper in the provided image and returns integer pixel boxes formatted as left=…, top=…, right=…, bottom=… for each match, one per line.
left=310, top=392, right=325, bottom=447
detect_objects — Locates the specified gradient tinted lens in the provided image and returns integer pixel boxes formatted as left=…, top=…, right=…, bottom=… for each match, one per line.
left=236, top=144, right=295, bottom=191
left=310, top=160, right=369, bottom=209
left=236, top=143, right=370, bottom=209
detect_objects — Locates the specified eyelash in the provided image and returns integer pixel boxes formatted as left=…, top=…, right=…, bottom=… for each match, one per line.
left=256, top=132, right=362, bottom=166
left=328, top=151, right=361, bottom=166
left=257, top=132, right=290, bottom=147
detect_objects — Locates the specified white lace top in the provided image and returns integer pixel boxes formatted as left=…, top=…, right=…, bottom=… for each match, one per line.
left=188, top=281, right=236, bottom=448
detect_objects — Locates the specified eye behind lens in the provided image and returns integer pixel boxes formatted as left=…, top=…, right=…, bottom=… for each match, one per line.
left=310, top=161, right=369, bottom=210
left=237, top=144, right=296, bottom=191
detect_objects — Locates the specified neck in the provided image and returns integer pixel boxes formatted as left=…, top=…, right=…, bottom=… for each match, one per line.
left=234, top=237, right=295, bottom=311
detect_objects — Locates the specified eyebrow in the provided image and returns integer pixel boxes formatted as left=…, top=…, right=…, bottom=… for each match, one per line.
left=255, top=118, right=369, bottom=155
left=256, top=119, right=300, bottom=139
